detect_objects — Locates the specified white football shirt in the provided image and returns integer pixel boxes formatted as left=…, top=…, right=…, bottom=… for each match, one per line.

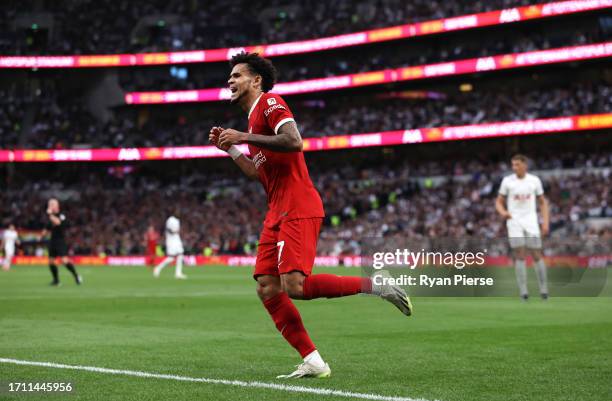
left=3, top=229, right=18, bottom=254
left=165, top=216, right=182, bottom=245
left=498, top=173, right=544, bottom=223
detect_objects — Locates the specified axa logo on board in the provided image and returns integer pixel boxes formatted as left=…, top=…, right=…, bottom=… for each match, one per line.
left=118, top=148, right=141, bottom=160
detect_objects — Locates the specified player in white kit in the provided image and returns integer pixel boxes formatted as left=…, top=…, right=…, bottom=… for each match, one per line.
left=153, top=216, right=187, bottom=279
left=2, top=224, right=19, bottom=271
left=496, top=155, right=550, bottom=300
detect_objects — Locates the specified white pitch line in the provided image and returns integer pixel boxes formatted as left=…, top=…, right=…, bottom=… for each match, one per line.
left=0, top=357, right=434, bottom=401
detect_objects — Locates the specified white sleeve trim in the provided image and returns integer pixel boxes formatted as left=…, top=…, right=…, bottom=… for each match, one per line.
left=274, top=118, right=295, bottom=135
left=247, top=94, right=263, bottom=119
left=498, top=178, right=508, bottom=196
left=535, top=177, right=544, bottom=196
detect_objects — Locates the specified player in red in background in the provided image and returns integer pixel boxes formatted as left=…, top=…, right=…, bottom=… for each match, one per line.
left=144, top=224, right=159, bottom=267
left=209, top=52, right=412, bottom=379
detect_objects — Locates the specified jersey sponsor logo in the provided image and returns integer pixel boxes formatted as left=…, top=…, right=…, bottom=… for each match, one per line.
left=513, top=193, right=532, bottom=201
left=267, top=97, right=277, bottom=106
left=253, top=151, right=267, bottom=169
left=264, top=103, right=286, bottom=117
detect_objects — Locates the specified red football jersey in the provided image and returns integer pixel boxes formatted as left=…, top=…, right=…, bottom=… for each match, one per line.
left=145, top=229, right=159, bottom=246
left=247, top=92, right=324, bottom=228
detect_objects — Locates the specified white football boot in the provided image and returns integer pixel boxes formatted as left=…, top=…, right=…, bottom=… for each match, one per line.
left=276, top=361, right=331, bottom=379
left=373, top=270, right=413, bottom=316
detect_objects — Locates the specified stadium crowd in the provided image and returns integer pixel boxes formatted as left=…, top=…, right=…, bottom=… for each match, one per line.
left=2, top=0, right=538, bottom=55
left=297, top=83, right=612, bottom=138
left=0, top=89, right=25, bottom=148
left=5, top=82, right=610, bottom=149
left=318, top=168, right=611, bottom=256
left=119, top=22, right=604, bottom=91
left=2, top=152, right=610, bottom=256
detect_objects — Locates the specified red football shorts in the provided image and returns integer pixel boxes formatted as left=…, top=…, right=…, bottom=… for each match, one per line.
left=253, top=217, right=322, bottom=279
left=147, top=242, right=157, bottom=255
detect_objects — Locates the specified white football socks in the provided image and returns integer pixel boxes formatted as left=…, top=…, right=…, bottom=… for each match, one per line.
left=175, top=255, right=184, bottom=277
left=514, top=259, right=528, bottom=297
left=535, top=259, right=548, bottom=295
left=304, top=350, right=326, bottom=368
left=154, top=257, right=173, bottom=275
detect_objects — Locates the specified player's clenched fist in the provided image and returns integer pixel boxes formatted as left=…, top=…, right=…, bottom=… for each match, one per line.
left=209, top=126, right=230, bottom=151
left=219, top=128, right=247, bottom=149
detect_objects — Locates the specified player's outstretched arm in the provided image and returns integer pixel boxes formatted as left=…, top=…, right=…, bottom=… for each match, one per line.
left=218, top=122, right=303, bottom=152
left=210, top=126, right=258, bottom=180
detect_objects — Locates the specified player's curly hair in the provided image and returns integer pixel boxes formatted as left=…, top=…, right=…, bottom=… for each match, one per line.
left=230, top=52, right=277, bottom=92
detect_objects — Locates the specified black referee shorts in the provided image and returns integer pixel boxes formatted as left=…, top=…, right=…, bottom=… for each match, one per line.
left=48, top=241, right=68, bottom=258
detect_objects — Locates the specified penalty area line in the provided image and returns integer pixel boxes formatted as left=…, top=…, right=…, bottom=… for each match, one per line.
left=0, top=357, right=434, bottom=401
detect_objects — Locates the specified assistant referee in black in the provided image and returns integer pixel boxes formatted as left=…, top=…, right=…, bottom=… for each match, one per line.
left=45, top=198, right=81, bottom=286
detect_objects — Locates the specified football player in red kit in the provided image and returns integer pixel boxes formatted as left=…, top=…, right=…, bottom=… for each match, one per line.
left=144, top=224, right=159, bottom=267
left=209, top=52, right=412, bottom=378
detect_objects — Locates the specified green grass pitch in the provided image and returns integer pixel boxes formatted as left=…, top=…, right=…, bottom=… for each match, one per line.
left=1, top=265, right=611, bottom=401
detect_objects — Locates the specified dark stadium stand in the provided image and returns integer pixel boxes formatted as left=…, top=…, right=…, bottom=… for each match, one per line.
left=1, top=0, right=539, bottom=55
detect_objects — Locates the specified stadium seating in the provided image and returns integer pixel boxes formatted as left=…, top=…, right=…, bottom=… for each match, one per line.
left=2, top=153, right=610, bottom=256
left=0, top=82, right=608, bottom=148
left=1, top=0, right=537, bottom=55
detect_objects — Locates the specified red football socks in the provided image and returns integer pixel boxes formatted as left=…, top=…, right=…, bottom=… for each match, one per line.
left=262, top=292, right=316, bottom=358
left=262, top=276, right=373, bottom=357
left=302, top=274, right=372, bottom=299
